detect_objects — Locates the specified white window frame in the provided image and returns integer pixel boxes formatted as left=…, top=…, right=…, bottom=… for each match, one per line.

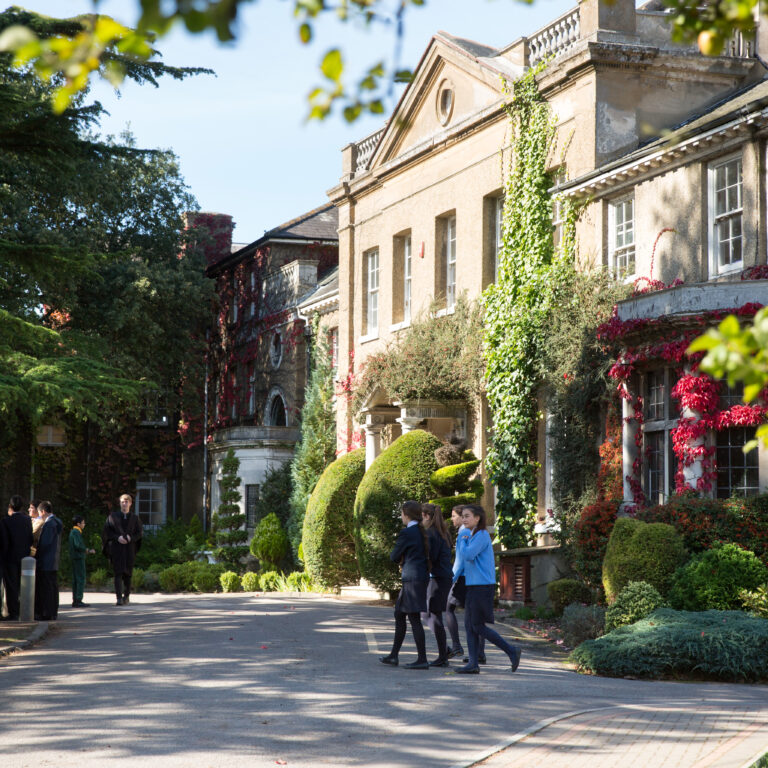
left=493, top=197, right=503, bottom=282
left=362, top=249, right=379, bottom=340
left=403, top=235, right=412, bottom=325
left=708, top=154, right=743, bottom=277
left=136, top=482, right=166, bottom=532
left=642, top=368, right=676, bottom=505
left=445, top=216, right=457, bottom=310
left=608, top=195, right=636, bottom=278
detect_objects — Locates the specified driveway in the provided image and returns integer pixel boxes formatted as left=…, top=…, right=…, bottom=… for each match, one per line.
left=1, top=592, right=766, bottom=767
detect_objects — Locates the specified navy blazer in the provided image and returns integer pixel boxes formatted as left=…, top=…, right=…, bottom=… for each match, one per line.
left=427, top=528, right=453, bottom=580
left=36, top=515, right=63, bottom=571
left=2, top=512, right=33, bottom=563
left=390, top=524, right=429, bottom=582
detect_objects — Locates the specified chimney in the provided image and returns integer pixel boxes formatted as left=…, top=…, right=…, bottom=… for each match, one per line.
left=183, top=211, right=234, bottom=267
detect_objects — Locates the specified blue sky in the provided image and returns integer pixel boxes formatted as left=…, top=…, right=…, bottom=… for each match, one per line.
left=25, top=0, right=576, bottom=243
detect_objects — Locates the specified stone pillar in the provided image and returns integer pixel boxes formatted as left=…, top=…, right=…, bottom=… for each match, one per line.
left=364, top=423, right=383, bottom=470
left=679, top=367, right=705, bottom=491
left=579, top=0, right=636, bottom=39
left=621, top=390, right=639, bottom=508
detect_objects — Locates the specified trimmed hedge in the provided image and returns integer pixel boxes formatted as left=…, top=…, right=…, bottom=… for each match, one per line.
left=669, top=542, right=768, bottom=611
left=430, top=460, right=480, bottom=495
left=605, top=581, right=666, bottom=632
left=571, top=608, right=768, bottom=681
left=250, top=512, right=289, bottom=571
left=302, top=448, right=365, bottom=589
left=547, top=578, right=593, bottom=616
left=220, top=571, right=242, bottom=592
left=428, top=490, right=483, bottom=518
left=602, top=517, right=687, bottom=602
left=354, top=429, right=442, bottom=593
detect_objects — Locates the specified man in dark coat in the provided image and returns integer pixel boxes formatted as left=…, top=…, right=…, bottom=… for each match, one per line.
left=1, top=495, right=33, bottom=620
left=35, top=500, right=63, bottom=621
left=102, top=493, right=143, bottom=606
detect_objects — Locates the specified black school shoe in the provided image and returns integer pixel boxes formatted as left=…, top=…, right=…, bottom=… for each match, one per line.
left=455, top=665, right=480, bottom=675
left=72, top=601, right=90, bottom=608
left=447, top=647, right=463, bottom=659
left=379, top=655, right=398, bottom=666
left=404, top=660, right=430, bottom=670
left=510, top=647, right=522, bottom=672
left=429, top=657, right=450, bottom=667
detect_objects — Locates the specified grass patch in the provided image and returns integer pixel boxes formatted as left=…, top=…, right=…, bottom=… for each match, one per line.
left=571, top=608, right=768, bottom=681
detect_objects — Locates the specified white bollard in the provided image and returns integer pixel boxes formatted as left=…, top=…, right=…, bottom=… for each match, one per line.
left=20, top=556, right=36, bottom=622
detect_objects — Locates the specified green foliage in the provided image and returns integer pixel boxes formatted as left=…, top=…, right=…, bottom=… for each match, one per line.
left=560, top=603, right=605, bottom=648
left=571, top=608, right=768, bottom=681
left=259, top=570, right=282, bottom=592
left=131, top=568, right=145, bottom=593
left=287, top=319, right=337, bottom=562
left=252, top=463, right=293, bottom=529
left=250, top=512, right=289, bottom=572
left=212, top=448, right=248, bottom=569
left=241, top=571, right=260, bottom=592
left=669, top=542, right=768, bottom=611
left=570, top=501, right=618, bottom=590
left=602, top=518, right=688, bottom=602
left=353, top=429, right=442, bottom=594
left=135, top=520, right=201, bottom=569
left=285, top=571, right=313, bottom=592
left=302, top=448, right=365, bottom=590
left=89, top=567, right=110, bottom=587
left=547, top=578, right=593, bottom=616
left=220, top=570, right=242, bottom=593
left=352, top=297, right=485, bottom=415
left=158, top=561, right=225, bottom=592
left=142, top=570, right=160, bottom=591
left=605, top=581, right=667, bottom=632
left=427, top=491, right=482, bottom=518
left=740, top=584, right=768, bottom=618
left=483, top=66, right=572, bottom=549
left=429, top=460, right=480, bottom=495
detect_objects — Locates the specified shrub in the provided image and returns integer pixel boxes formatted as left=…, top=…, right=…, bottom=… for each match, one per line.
left=428, top=490, right=483, bottom=518
left=560, top=603, right=605, bottom=647
left=220, top=571, right=242, bottom=593
left=302, top=448, right=365, bottom=589
left=286, top=571, right=313, bottom=592
left=89, top=567, right=109, bottom=587
left=241, top=571, right=261, bottom=592
left=250, top=512, right=289, bottom=571
left=212, top=448, right=248, bottom=569
left=740, top=584, right=768, bottom=618
left=354, top=429, right=442, bottom=593
left=602, top=517, right=687, bottom=602
left=142, top=570, right=160, bottom=591
left=605, top=581, right=666, bottom=632
left=571, top=608, right=768, bottom=681
left=668, top=542, right=768, bottom=611
left=259, top=570, right=281, bottom=591
left=158, top=563, right=187, bottom=592
left=430, top=460, right=480, bottom=495
left=158, top=561, right=224, bottom=592
left=131, top=568, right=145, bottom=593
left=135, top=519, right=202, bottom=570
left=571, top=501, right=618, bottom=589
left=547, top=578, right=593, bottom=616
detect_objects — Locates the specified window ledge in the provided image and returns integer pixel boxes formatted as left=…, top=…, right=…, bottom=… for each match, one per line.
left=435, top=306, right=456, bottom=318
left=389, top=320, right=411, bottom=332
left=714, top=263, right=743, bottom=277
left=359, top=332, right=379, bottom=344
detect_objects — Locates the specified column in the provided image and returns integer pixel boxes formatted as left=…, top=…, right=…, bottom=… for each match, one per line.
left=621, top=388, right=639, bottom=510
left=364, top=422, right=383, bottom=470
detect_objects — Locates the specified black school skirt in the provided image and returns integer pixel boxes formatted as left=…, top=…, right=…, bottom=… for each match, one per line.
left=464, top=584, right=496, bottom=628
left=447, top=574, right=467, bottom=608
left=395, top=579, right=428, bottom=614
left=427, top=576, right=452, bottom=615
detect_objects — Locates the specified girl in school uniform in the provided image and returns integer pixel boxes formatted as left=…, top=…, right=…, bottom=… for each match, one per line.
left=420, top=503, right=453, bottom=667
left=379, top=500, right=430, bottom=670
left=453, top=504, right=522, bottom=675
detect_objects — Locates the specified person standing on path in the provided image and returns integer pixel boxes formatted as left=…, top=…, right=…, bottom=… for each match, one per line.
left=1, top=495, right=33, bottom=621
left=102, top=494, right=142, bottom=606
left=35, top=501, right=63, bottom=621
left=69, top=516, right=94, bottom=608
left=420, top=503, right=453, bottom=667
left=453, top=504, right=522, bottom=675
left=28, top=498, right=43, bottom=556
left=379, top=500, right=430, bottom=670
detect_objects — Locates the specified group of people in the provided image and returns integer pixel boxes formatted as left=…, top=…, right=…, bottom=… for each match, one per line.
left=0, top=492, right=143, bottom=620
left=380, top=502, right=522, bottom=675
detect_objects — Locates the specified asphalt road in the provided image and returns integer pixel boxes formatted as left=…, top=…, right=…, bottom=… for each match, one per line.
left=1, top=592, right=766, bottom=768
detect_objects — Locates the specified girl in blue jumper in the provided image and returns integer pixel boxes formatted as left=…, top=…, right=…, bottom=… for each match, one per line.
left=453, top=504, right=522, bottom=675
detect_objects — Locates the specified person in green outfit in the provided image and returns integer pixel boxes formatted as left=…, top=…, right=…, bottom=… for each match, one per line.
left=69, top=515, right=94, bottom=608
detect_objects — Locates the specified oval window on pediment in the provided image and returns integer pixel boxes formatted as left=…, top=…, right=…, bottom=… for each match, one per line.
left=436, top=79, right=455, bottom=126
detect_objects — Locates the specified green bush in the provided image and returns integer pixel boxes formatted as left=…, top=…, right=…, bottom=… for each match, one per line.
left=602, top=517, right=687, bottom=602
left=142, top=570, right=160, bottom=591
left=89, top=567, right=110, bottom=587
left=430, top=460, right=480, bottom=495
left=220, top=571, right=242, bottom=593
left=740, top=584, right=768, bottom=618
left=605, top=581, right=666, bottom=632
left=571, top=608, right=768, bottom=681
left=158, top=563, right=187, bottom=592
left=241, top=571, right=260, bottom=592
left=428, top=490, right=483, bottom=518
left=286, top=571, right=313, bottom=592
left=354, top=429, right=442, bottom=593
left=131, top=568, right=145, bottom=593
left=560, top=603, right=605, bottom=647
left=669, top=542, right=768, bottom=611
left=547, top=578, right=593, bottom=616
left=250, top=512, right=289, bottom=571
left=212, top=448, right=248, bottom=569
left=134, top=519, right=200, bottom=570
left=302, top=448, right=365, bottom=589
left=259, top=570, right=281, bottom=591
left=158, top=561, right=225, bottom=592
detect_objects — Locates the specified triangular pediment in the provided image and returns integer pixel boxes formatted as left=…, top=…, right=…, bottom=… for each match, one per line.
left=369, top=32, right=522, bottom=171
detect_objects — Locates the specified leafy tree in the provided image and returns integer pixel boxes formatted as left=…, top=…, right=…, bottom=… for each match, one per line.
left=253, top=463, right=293, bottom=530
left=212, top=448, right=248, bottom=568
left=287, top=319, right=337, bottom=562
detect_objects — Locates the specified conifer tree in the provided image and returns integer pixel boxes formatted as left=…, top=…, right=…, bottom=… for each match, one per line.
left=213, top=448, right=248, bottom=569
left=287, top=318, right=337, bottom=562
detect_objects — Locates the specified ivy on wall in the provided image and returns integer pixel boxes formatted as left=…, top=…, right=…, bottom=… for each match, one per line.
left=483, top=67, right=572, bottom=548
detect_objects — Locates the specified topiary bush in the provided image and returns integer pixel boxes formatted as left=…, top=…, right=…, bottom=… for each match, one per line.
left=571, top=608, right=768, bottom=681
left=602, top=517, right=688, bottom=602
left=220, top=571, right=242, bottom=593
left=259, top=570, right=281, bottom=591
left=430, top=460, right=480, bottom=495
left=212, top=448, right=248, bottom=569
left=250, top=512, right=289, bottom=571
left=560, top=603, right=605, bottom=647
left=353, top=429, right=442, bottom=593
left=571, top=500, right=618, bottom=590
left=668, top=542, right=768, bottom=611
left=428, top=490, right=484, bottom=518
left=605, top=581, right=667, bottom=632
left=302, top=448, right=365, bottom=589
left=547, top=578, right=593, bottom=616
left=286, top=571, right=313, bottom=592
left=241, top=571, right=260, bottom=592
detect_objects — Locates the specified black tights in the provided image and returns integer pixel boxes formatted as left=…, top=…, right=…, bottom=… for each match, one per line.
left=390, top=610, right=427, bottom=662
left=445, top=601, right=485, bottom=656
left=424, top=609, right=448, bottom=659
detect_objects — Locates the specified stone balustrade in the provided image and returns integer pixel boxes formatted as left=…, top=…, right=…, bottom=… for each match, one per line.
left=529, top=7, right=581, bottom=67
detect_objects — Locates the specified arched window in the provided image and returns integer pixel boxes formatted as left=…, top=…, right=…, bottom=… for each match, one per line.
left=265, top=389, right=287, bottom=427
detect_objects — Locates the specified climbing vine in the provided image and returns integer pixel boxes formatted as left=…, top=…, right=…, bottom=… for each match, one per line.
left=483, top=67, right=574, bottom=548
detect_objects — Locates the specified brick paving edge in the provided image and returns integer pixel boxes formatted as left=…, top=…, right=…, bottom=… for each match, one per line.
left=0, top=621, right=50, bottom=658
left=446, top=706, right=616, bottom=768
